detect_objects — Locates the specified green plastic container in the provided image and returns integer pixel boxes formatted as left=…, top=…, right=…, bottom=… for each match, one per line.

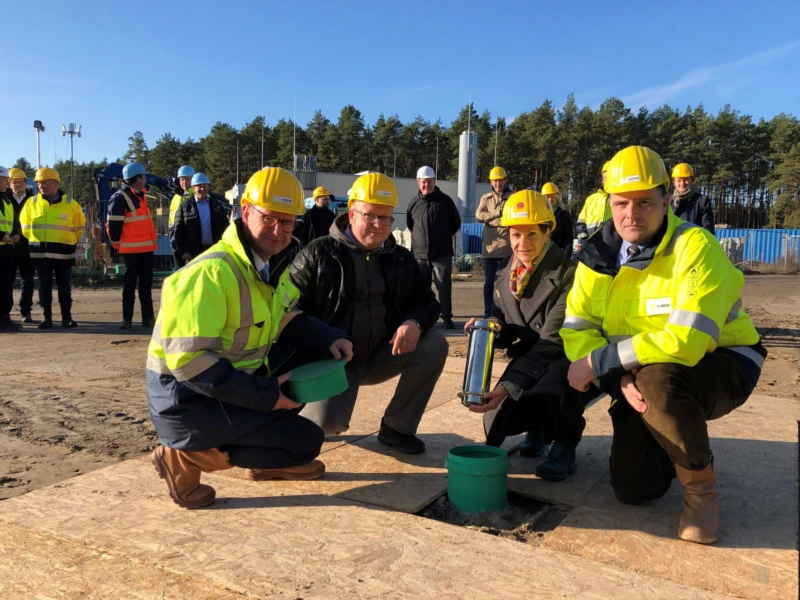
left=446, top=445, right=510, bottom=513
left=288, top=359, right=348, bottom=404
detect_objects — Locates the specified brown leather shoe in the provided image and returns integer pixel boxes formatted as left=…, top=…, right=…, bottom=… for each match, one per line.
left=245, top=460, right=325, bottom=481
left=151, top=445, right=226, bottom=509
left=675, top=461, right=720, bottom=544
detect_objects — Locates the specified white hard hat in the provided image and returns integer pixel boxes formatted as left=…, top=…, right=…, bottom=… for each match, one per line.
left=0, top=166, right=8, bottom=178
left=416, top=166, right=435, bottom=180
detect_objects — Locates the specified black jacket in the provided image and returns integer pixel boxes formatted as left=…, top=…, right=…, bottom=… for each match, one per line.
left=170, top=196, right=230, bottom=258
left=4, top=189, right=33, bottom=247
left=290, top=214, right=441, bottom=339
left=672, top=191, right=714, bottom=234
left=300, top=204, right=336, bottom=246
left=551, top=205, right=574, bottom=257
left=407, top=186, right=461, bottom=260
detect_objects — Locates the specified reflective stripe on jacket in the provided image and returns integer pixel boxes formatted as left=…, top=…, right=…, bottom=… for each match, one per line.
left=19, top=192, right=86, bottom=262
left=560, top=210, right=761, bottom=379
left=576, top=189, right=611, bottom=239
left=106, top=187, right=158, bottom=253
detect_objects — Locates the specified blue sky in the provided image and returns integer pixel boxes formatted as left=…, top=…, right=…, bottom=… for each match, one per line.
left=3, top=0, right=799, bottom=169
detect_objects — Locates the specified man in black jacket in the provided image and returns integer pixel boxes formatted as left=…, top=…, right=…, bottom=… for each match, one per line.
left=170, top=173, right=229, bottom=267
left=291, top=173, right=447, bottom=454
left=299, top=186, right=337, bottom=247
left=671, top=163, right=715, bottom=234
left=5, top=168, right=34, bottom=323
left=407, top=166, right=461, bottom=329
left=541, top=182, right=574, bottom=258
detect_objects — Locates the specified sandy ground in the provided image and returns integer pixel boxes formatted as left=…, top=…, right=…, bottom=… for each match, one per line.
left=1, top=274, right=798, bottom=501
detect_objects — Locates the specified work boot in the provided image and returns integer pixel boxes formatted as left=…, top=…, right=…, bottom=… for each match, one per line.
left=519, top=425, right=546, bottom=458
left=38, top=318, right=53, bottom=329
left=151, top=445, right=232, bottom=509
left=62, top=318, right=78, bottom=328
left=20, top=311, right=33, bottom=324
left=377, top=418, right=426, bottom=454
left=245, top=460, right=326, bottom=481
left=443, top=317, right=456, bottom=330
left=119, top=320, right=132, bottom=330
left=535, top=441, right=577, bottom=482
left=675, top=462, right=720, bottom=544
left=142, top=317, right=156, bottom=328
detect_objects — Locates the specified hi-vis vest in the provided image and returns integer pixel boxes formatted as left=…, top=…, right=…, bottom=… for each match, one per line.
left=168, top=188, right=193, bottom=227
left=19, top=193, right=86, bottom=261
left=576, top=189, right=611, bottom=238
left=561, top=210, right=761, bottom=374
left=0, top=197, right=12, bottom=242
left=147, top=222, right=299, bottom=382
left=106, top=189, right=158, bottom=253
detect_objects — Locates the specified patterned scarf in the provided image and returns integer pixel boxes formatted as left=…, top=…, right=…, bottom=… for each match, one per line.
left=509, top=241, right=551, bottom=301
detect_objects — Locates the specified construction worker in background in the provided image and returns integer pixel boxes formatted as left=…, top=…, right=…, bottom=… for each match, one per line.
left=169, top=165, right=195, bottom=268
left=575, top=162, right=611, bottom=241
left=0, top=166, right=21, bottom=330
left=5, top=168, right=35, bottom=323
left=541, top=182, right=574, bottom=258
left=299, top=186, right=336, bottom=246
left=106, top=162, right=158, bottom=329
left=476, top=166, right=512, bottom=318
left=407, top=166, right=461, bottom=329
left=562, top=146, right=765, bottom=545
left=291, top=173, right=446, bottom=454
left=19, top=167, right=85, bottom=329
left=147, top=167, right=352, bottom=509
left=170, top=173, right=228, bottom=267
left=671, top=163, right=715, bottom=234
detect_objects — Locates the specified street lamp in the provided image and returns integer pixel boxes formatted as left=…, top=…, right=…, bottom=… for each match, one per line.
left=33, top=120, right=46, bottom=169
left=61, top=123, right=82, bottom=199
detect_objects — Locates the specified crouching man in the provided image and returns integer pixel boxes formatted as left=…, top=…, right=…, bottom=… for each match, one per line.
left=290, top=173, right=447, bottom=454
left=562, top=146, right=765, bottom=544
left=147, top=167, right=352, bottom=509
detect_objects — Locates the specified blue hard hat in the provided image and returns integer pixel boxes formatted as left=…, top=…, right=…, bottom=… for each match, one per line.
left=122, top=162, right=146, bottom=180
left=191, top=173, right=210, bottom=186
left=178, top=165, right=195, bottom=178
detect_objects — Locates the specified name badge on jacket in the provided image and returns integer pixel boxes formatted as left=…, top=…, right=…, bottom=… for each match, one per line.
left=645, top=298, right=673, bottom=316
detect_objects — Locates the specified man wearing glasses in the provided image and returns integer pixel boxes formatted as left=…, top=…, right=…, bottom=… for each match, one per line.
left=147, top=167, right=352, bottom=509
left=291, top=172, right=447, bottom=454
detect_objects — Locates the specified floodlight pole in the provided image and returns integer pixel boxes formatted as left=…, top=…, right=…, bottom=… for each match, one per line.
left=61, top=123, right=82, bottom=199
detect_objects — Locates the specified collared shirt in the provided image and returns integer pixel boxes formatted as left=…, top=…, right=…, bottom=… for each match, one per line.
left=252, top=250, right=270, bottom=283
left=196, top=197, right=213, bottom=246
left=617, top=239, right=648, bottom=269
left=12, top=193, right=26, bottom=204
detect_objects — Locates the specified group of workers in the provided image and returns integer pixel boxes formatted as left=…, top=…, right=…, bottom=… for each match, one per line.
left=145, top=146, right=760, bottom=548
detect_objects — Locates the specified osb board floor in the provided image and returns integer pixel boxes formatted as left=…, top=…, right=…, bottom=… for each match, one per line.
left=0, top=460, right=736, bottom=600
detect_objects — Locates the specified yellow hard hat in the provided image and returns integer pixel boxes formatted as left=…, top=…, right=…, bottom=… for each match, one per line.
left=604, top=146, right=670, bottom=195
left=671, top=163, right=695, bottom=178
left=312, top=186, right=331, bottom=200
left=8, top=168, right=26, bottom=180
left=541, top=182, right=560, bottom=196
left=500, top=190, right=556, bottom=230
left=347, top=173, right=398, bottom=208
left=602, top=161, right=610, bottom=173
left=240, top=167, right=304, bottom=216
left=489, top=166, right=507, bottom=181
left=35, top=167, right=61, bottom=183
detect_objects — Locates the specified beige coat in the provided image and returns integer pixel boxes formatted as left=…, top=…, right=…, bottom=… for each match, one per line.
left=476, top=189, right=512, bottom=258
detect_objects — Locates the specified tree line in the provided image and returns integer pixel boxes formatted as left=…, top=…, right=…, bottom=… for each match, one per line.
left=11, top=95, right=800, bottom=228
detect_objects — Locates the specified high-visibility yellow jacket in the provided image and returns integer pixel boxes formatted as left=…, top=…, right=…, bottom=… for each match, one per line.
left=575, top=189, right=611, bottom=239
left=19, top=192, right=86, bottom=263
left=168, top=189, right=193, bottom=227
left=0, top=196, right=12, bottom=240
left=146, top=220, right=341, bottom=450
left=561, top=210, right=762, bottom=379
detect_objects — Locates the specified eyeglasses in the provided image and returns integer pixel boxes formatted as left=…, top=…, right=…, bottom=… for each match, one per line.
left=352, top=209, right=395, bottom=226
left=250, top=205, right=297, bottom=233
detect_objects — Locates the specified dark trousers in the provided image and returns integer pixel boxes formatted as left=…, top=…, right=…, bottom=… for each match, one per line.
left=36, top=262, right=72, bottom=320
left=609, top=350, right=758, bottom=505
left=482, top=258, right=504, bottom=318
left=14, top=248, right=35, bottom=314
left=122, top=252, right=154, bottom=322
left=0, top=251, right=15, bottom=318
left=418, top=257, right=453, bottom=319
left=483, top=362, right=591, bottom=448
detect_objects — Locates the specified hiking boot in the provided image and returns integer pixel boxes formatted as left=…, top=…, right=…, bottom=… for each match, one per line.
left=443, top=318, right=456, bottom=330
left=151, top=445, right=232, bottom=509
left=519, top=426, right=546, bottom=458
left=245, top=460, right=325, bottom=481
left=535, top=441, right=577, bottom=481
left=377, top=418, right=425, bottom=454
left=119, top=320, right=132, bottom=330
left=38, top=319, right=53, bottom=329
left=675, top=461, right=720, bottom=545
left=142, top=317, right=156, bottom=328
left=20, top=311, right=33, bottom=324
